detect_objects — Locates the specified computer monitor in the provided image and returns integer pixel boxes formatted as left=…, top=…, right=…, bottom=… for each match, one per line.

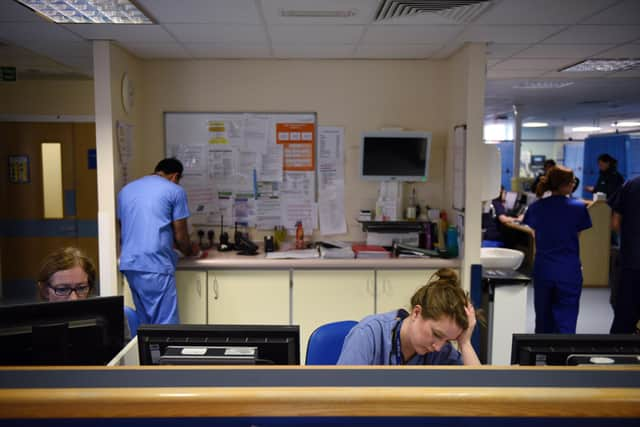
left=504, top=191, right=518, bottom=211
left=137, top=324, right=300, bottom=365
left=360, top=131, right=432, bottom=182
left=511, top=333, right=640, bottom=366
left=0, top=296, right=124, bottom=366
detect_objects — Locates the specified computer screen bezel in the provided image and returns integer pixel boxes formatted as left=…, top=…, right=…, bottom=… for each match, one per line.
left=0, top=295, right=125, bottom=366
left=137, top=324, right=301, bottom=366
left=360, top=130, right=432, bottom=182
left=511, top=333, right=640, bottom=366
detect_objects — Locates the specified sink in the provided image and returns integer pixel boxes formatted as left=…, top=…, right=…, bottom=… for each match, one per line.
left=480, top=247, right=524, bottom=270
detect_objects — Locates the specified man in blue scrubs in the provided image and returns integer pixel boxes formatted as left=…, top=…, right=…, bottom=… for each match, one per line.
left=118, top=158, right=196, bottom=324
left=608, top=176, right=640, bottom=333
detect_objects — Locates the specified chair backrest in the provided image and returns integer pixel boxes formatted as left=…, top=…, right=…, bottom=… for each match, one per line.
left=305, top=320, right=358, bottom=365
left=124, top=306, right=140, bottom=338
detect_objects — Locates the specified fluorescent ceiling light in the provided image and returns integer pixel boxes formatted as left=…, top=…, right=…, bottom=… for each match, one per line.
left=513, top=81, right=574, bottom=89
left=279, top=9, right=356, bottom=17
left=612, top=121, right=640, bottom=127
left=523, top=122, right=548, bottom=128
left=572, top=126, right=601, bottom=132
left=15, top=0, right=153, bottom=24
left=560, top=59, right=640, bottom=73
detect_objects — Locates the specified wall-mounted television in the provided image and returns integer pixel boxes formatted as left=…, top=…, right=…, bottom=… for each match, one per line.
left=360, top=130, right=432, bottom=182
left=0, top=296, right=124, bottom=366
left=137, top=324, right=300, bottom=365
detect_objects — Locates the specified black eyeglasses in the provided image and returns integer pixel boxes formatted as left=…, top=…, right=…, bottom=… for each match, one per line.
left=48, top=284, right=91, bottom=297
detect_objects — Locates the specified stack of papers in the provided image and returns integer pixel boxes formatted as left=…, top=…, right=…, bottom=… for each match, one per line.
left=266, top=249, right=320, bottom=259
left=319, top=246, right=355, bottom=259
left=351, top=244, right=391, bottom=259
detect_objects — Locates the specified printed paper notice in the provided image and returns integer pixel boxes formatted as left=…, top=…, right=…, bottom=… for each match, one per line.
left=318, top=127, right=346, bottom=235
left=276, top=123, right=315, bottom=171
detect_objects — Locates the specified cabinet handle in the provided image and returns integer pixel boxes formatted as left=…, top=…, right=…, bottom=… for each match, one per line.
left=196, top=279, right=202, bottom=297
left=367, top=278, right=374, bottom=296
left=213, top=277, right=219, bottom=300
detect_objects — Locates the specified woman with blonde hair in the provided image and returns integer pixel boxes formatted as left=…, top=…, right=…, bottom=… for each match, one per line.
left=337, top=268, right=481, bottom=365
left=524, top=166, right=592, bottom=333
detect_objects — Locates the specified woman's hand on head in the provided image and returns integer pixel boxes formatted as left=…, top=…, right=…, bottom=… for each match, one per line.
left=457, top=303, right=477, bottom=346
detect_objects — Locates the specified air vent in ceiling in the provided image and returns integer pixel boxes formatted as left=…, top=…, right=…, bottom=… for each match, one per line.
left=375, top=0, right=493, bottom=23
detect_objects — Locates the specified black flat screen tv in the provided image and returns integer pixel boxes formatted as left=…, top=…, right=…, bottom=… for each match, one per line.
left=137, top=324, right=300, bottom=365
left=360, top=131, right=431, bottom=182
left=511, top=333, right=640, bottom=366
left=0, top=296, right=124, bottom=365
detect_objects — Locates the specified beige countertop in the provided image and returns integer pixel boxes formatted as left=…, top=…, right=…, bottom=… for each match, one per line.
left=177, top=248, right=460, bottom=270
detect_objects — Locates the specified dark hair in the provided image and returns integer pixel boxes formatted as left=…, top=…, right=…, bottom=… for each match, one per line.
left=597, top=153, right=617, bottom=169
left=37, top=247, right=96, bottom=300
left=543, top=159, right=556, bottom=169
left=535, top=165, right=575, bottom=197
left=154, top=158, right=184, bottom=176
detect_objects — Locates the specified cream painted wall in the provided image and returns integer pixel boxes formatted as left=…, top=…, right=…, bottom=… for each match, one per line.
left=0, top=80, right=94, bottom=115
left=135, top=59, right=455, bottom=241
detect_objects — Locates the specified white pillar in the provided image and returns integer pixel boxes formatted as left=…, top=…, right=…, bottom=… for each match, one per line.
left=93, top=41, right=118, bottom=296
left=513, top=104, right=522, bottom=188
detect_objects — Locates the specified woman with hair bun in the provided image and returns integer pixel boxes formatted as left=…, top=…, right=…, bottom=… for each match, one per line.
left=337, top=268, right=481, bottom=365
left=524, top=166, right=592, bottom=333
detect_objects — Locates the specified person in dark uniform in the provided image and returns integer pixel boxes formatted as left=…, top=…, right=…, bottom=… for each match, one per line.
left=608, top=176, right=640, bottom=333
left=531, top=159, right=556, bottom=195
left=523, top=166, right=592, bottom=333
left=482, top=187, right=523, bottom=245
left=585, top=153, right=625, bottom=197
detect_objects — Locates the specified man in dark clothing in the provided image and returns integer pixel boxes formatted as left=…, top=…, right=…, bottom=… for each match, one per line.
left=585, top=153, right=625, bottom=197
left=608, top=176, right=640, bottom=333
left=531, top=159, right=556, bottom=195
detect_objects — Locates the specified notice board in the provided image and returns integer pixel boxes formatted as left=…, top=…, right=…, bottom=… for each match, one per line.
left=164, top=112, right=317, bottom=231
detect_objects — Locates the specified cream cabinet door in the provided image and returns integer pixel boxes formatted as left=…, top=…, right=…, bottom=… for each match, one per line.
left=175, top=271, right=207, bottom=324
left=207, top=270, right=290, bottom=325
left=376, top=270, right=437, bottom=314
left=293, top=270, right=375, bottom=363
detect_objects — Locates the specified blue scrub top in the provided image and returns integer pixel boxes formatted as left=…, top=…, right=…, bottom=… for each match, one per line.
left=118, top=175, right=190, bottom=274
left=336, top=310, right=462, bottom=365
left=608, top=176, right=640, bottom=269
left=523, top=195, right=592, bottom=283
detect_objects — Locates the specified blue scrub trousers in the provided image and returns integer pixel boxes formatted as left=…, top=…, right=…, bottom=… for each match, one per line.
left=534, top=279, right=581, bottom=333
left=123, top=270, right=180, bottom=325
left=610, top=268, right=640, bottom=333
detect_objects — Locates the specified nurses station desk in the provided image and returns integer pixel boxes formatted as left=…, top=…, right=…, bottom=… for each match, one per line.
left=0, top=366, right=639, bottom=426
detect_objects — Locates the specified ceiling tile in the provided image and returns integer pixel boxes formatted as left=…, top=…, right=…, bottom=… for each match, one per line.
left=492, top=58, right=575, bottom=70
left=595, top=43, right=640, bottom=58
left=0, top=22, right=84, bottom=42
left=460, top=25, right=563, bottom=44
left=261, top=0, right=378, bottom=25
left=486, top=43, right=529, bottom=58
left=606, top=69, right=640, bottom=78
left=355, top=44, right=441, bottom=58
left=543, top=25, right=640, bottom=44
left=362, top=25, right=461, bottom=44
left=269, top=25, right=365, bottom=44
left=63, top=24, right=176, bottom=43
left=515, top=44, right=614, bottom=58
left=119, top=43, right=192, bottom=59
left=582, top=0, right=640, bottom=25
left=273, top=44, right=354, bottom=58
left=487, top=69, right=546, bottom=79
left=27, top=41, right=93, bottom=58
left=137, top=0, right=261, bottom=24
left=474, top=0, right=617, bottom=24
left=165, top=23, right=266, bottom=44
left=0, top=0, right=46, bottom=22
left=186, top=43, right=271, bottom=58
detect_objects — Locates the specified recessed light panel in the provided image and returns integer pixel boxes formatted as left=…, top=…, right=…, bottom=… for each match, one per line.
left=572, top=126, right=601, bottom=132
left=612, top=121, right=640, bottom=128
left=523, top=122, right=549, bottom=128
left=513, top=81, right=574, bottom=89
left=560, top=59, right=640, bottom=73
left=16, top=0, right=152, bottom=24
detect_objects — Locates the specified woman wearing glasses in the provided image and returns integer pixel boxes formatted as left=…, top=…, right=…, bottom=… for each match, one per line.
left=37, top=247, right=95, bottom=302
left=337, top=269, right=481, bottom=366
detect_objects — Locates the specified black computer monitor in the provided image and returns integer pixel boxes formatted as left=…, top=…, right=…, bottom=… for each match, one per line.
left=137, top=324, right=300, bottom=365
left=0, top=296, right=124, bottom=366
left=511, top=333, right=640, bottom=366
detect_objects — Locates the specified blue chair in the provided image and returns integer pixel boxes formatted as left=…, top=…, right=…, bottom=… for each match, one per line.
left=124, top=306, right=140, bottom=338
left=305, top=320, right=358, bottom=365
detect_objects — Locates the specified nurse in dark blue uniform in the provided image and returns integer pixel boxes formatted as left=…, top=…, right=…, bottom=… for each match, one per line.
left=523, top=166, right=592, bottom=333
left=608, top=176, right=640, bottom=333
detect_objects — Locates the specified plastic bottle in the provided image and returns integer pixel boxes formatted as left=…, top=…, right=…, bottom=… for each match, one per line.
left=406, top=186, right=417, bottom=220
left=437, top=211, right=448, bottom=250
left=295, top=221, right=304, bottom=249
left=446, top=225, right=459, bottom=257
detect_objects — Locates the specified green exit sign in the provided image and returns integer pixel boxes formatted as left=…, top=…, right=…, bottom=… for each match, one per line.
left=1, top=67, right=17, bottom=81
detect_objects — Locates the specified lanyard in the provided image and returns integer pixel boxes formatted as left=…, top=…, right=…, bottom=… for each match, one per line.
left=392, top=318, right=404, bottom=365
